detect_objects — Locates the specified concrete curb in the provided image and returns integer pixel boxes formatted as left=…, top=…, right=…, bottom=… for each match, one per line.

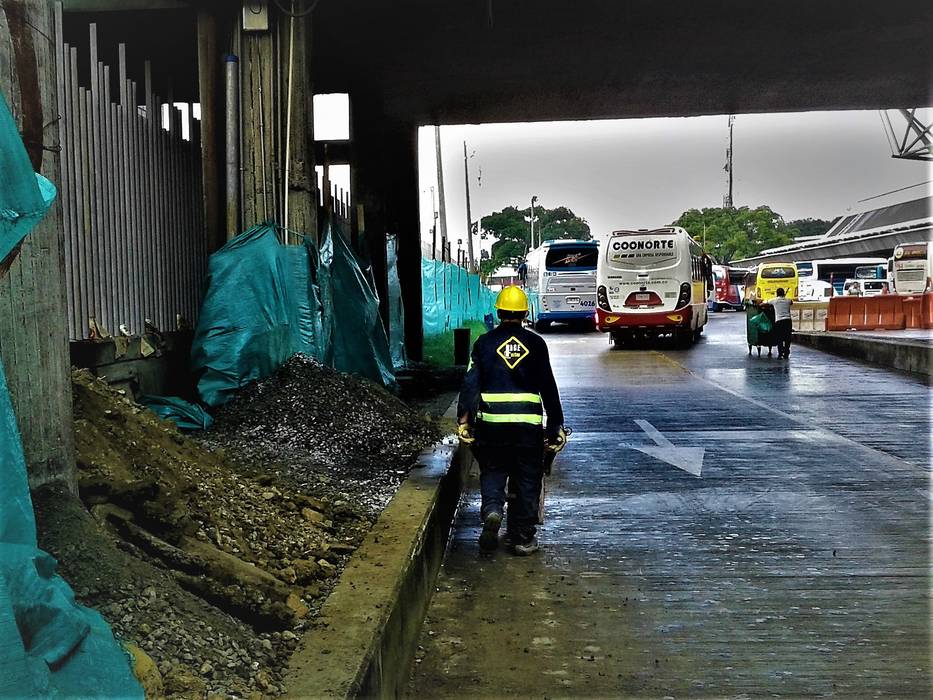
left=284, top=437, right=470, bottom=698
left=794, top=331, right=932, bottom=378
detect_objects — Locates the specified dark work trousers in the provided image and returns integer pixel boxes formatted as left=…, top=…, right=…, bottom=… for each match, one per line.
left=474, top=444, right=545, bottom=541
left=774, top=318, right=792, bottom=357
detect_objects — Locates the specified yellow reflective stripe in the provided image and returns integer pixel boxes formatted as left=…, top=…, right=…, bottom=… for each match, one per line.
left=476, top=412, right=543, bottom=425
left=480, top=392, right=541, bottom=403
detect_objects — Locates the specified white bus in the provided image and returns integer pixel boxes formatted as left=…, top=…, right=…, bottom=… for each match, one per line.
left=520, top=239, right=600, bottom=331
left=892, top=241, right=932, bottom=294
left=596, top=227, right=710, bottom=345
left=796, top=257, right=886, bottom=296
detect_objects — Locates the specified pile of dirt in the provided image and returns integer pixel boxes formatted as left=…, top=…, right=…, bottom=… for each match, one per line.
left=34, top=484, right=289, bottom=698
left=201, top=355, right=440, bottom=516
left=66, top=368, right=383, bottom=696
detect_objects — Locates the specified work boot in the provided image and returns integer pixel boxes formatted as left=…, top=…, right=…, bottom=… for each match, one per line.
left=512, top=536, right=539, bottom=556
left=479, top=511, right=502, bottom=551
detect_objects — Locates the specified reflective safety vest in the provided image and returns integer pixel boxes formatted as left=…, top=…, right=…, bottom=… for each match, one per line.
left=457, top=323, right=563, bottom=447
left=477, top=392, right=543, bottom=425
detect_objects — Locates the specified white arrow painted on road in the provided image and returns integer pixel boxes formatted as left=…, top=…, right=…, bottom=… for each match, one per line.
left=630, top=419, right=704, bottom=477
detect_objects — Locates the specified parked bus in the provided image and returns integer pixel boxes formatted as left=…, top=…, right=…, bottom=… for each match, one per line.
left=892, top=242, right=932, bottom=294
left=596, top=227, right=709, bottom=345
left=708, top=265, right=747, bottom=311
left=855, top=264, right=887, bottom=280
left=748, top=262, right=799, bottom=301
left=797, top=257, right=887, bottom=295
left=521, top=239, right=600, bottom=331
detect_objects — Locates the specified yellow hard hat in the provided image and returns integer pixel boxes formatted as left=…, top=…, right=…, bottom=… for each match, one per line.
left=495, top=285, right=529, bottom=312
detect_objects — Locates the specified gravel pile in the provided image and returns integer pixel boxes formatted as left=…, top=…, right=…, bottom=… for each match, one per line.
left=202, top=355, right=440, bottom=516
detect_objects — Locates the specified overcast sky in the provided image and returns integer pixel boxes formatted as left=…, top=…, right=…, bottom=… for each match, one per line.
left=311, top=101, right=931, bottom=254
left=414, top=110, right=931, bottom=255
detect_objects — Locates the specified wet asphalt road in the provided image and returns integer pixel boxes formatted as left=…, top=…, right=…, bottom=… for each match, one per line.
left=407, top=312, right=931, bottom=698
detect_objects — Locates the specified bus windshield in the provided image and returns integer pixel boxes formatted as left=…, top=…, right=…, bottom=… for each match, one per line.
left=606, top=234, right=679, bottom=269
left=796, top=262, right=813, bottom=277
left=761, top=266, right=795, bottom=279
left=546, top=246, right=598, bottom=270
left=728, top=270, right=747, bottom=285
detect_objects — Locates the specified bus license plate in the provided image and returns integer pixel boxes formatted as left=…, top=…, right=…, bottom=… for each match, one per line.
left=565, top=296, right=581, bottom=305
left=635, top=293, right=650, bottom=301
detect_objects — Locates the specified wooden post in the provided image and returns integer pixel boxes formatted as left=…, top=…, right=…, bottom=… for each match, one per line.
left=197, top=10, right=223, bottom=252
left=0, top=0, right=76, bottom=491
left=240, top=25, right=276, bottom=229
left=281, top=11, right=317, bottom=244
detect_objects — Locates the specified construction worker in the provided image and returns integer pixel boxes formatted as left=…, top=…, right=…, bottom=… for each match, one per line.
left=457, top=285, right=565, bottom=555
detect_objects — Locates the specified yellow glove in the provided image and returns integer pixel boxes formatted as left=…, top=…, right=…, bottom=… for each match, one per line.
left=546, top=426, right=568, bottom=453
left=457, top=422, right=475, bottom=445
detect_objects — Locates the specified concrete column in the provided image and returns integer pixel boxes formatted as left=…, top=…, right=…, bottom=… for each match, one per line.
left=0, top=0, right=76, bottom=491
left=384, top=123, right=423, bottom=362
left=350, top=92, right=389, bottom=323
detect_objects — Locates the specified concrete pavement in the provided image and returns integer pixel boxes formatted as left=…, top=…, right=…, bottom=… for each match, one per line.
left=407, top=312, right=930, bottom=698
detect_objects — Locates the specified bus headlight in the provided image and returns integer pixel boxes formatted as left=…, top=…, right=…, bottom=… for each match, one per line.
left=676, top=282, right=691, bottom=308
left=597, top=285, right=611, bottom=311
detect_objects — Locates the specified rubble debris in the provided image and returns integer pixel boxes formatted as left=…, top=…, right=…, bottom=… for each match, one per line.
left=41, top=365, right=441, bottom=698
left=201, top=355, right=440, bottom=517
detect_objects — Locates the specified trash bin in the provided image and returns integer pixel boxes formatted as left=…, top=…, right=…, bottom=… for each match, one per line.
left=453, top=327, right=471, bottom=366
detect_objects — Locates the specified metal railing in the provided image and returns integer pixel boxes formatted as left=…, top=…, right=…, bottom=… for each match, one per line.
left=54, top=5, right=207, bottom=340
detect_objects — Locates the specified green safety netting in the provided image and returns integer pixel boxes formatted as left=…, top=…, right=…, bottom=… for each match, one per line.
left=0, top=90, right=142, bottom=698
left=421, top=257, right=498, bottom=336
left=191, top=221, right=396, bottom=408
left=386, top=236, right=406, bottom=369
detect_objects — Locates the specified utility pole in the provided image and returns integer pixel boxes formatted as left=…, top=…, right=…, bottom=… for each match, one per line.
left=430, top=186, right=437, bottom=260
left=463, top=141, right=475, bottom=270
left=434, top=126, right=449, bottom=259
left=724, top=115, right=735, bottom=209
left=530, top=195, right=538, bottom=250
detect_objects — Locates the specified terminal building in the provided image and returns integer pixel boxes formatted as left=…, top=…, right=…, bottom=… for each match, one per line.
left=735, top=190, right=932, bottom=266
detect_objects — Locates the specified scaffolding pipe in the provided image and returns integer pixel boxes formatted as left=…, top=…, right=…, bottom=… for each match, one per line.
left=283, top=4, right=296, bottom=243
left=225, top=54, right=240, bottom=238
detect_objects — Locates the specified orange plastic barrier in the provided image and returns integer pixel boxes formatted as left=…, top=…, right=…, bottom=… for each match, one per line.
left=904, top=296, right=923, bottom=329
left=878, top=295, right=905, bottom=330
left=826, top=297, right=852, bottom=331
left=827, top=295, right=906, bottom=331
left=862, top=298, right=881, bottom=330
left=921, top=292, right=933, bottom=330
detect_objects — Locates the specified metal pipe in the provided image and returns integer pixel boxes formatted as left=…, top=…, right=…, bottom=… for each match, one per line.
left=257, top=51, right=269, bottom=222
left=283, top=4, right=296, bottom=242
left=225, top=54, right=240, bottom=238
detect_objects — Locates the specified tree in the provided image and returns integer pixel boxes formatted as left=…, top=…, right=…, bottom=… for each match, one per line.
left=671, top=206, right=798, bottom=263
left=787, top=217, right=836, bottom=238
left=479, top=203, right=591, bottom=275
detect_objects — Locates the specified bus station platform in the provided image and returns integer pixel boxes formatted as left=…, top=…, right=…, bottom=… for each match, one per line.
left=407, top=313, right=930, bottom=698
left=794, top=328, right=932, bottom=378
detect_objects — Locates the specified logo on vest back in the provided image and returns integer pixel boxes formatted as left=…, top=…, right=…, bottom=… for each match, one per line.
left=496, top=336, right=529, bottom=369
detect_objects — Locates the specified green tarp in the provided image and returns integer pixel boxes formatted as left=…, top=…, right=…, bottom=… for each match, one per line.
left=191, top=221, right=396, bottom=408
left=421, top=258, right=498, bottom=336
left=386, top=236, right=406, bottom=370
left=191, top=223, right=324, bottom=407
left=0, top=89, right=141, bottom=699
left=141, top=395, right=214, bottom=431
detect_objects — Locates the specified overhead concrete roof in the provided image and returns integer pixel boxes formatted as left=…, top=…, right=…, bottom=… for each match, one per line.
left=313, top=0, right=933, bottom=124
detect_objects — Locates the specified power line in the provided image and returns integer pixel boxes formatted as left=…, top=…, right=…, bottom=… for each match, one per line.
left=857, top=180, right=932, bottom=203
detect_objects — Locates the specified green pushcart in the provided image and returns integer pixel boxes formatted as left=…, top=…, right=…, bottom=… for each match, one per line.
left=746, top=303, right=776, bottom=356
